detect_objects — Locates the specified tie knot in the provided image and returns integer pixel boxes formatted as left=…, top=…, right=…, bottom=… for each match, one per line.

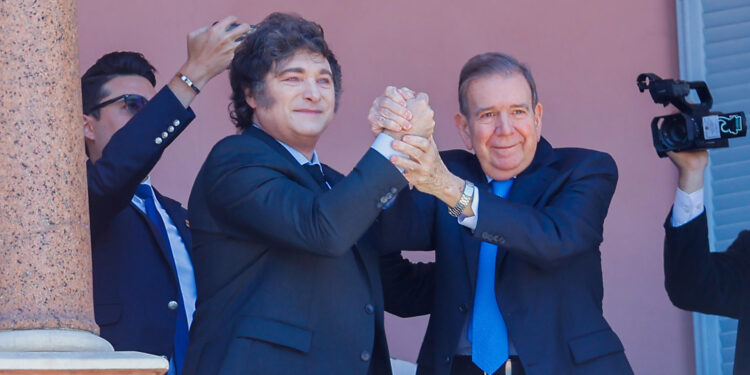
left=135, top=184, right=153, bottom=200
left=303, top=163, right=328, bottom=188
left=490, top=179, right=513, bottom=198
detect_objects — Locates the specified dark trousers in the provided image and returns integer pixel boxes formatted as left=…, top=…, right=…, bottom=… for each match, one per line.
left=450, top=355, right=525, bottom=375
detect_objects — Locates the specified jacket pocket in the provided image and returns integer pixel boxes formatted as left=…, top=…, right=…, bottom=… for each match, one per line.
left=94, top=303, right=122, bottom=326
left=568, top=328, right=624, bottom=364
left=236, top=316, right=313, bottom=353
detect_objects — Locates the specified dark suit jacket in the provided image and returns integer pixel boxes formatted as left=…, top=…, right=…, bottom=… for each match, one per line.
left=381, top=138, right=633, bottom=375
left=182, top=126, right=409, bottom=375
left=664, top=211, right=750, bottom=374
left=88, top=87, right=195, bottom=357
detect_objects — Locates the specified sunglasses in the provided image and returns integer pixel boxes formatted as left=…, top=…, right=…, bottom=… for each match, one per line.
left=87, top=94, right=148, bottom=116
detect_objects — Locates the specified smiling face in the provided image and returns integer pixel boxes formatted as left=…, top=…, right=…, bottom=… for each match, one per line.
left=247, top=50, right=336, bottom=158
left=454, top=72, right=543, bottom=181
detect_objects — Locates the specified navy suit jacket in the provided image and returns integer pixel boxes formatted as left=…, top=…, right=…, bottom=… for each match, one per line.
left=381, top=138, right=633, bottom=375
left=183, top=126, right=411, bottom=375
left=664, top=211, right=750, bottom=374
left=88, top=87, right=195, bottom=357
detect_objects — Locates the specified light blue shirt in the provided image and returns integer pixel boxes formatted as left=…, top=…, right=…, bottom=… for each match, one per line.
left=131, top=177, right=197, bottom=329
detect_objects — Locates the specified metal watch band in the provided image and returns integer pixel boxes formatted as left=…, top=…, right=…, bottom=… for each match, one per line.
left=448, top=180, right=475, bottom=217
left=177, top=73, right=200, bottom=94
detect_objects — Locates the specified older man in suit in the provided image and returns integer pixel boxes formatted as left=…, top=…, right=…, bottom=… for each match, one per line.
left=374, top=52, right=633, bottom=375
left=183, top=12, right=434, bottom=375
left=82, top=17, right=250, bottom=375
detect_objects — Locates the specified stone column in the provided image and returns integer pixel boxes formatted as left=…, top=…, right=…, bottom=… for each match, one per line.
left=0, top=1, right=166, bottom=373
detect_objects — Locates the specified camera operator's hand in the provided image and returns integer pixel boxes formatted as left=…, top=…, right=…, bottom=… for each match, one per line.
left=667, top=150, right=708, bottom=193
left=168, top=16, right=252, bottom=108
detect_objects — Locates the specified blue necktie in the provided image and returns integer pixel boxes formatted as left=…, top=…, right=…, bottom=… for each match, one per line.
left=134, top=184, right=189, bottom=375
left=471, top=179, right=513, bottom=374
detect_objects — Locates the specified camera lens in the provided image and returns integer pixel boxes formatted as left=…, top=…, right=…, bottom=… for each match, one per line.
left=659, top=115, right=690, bottom=149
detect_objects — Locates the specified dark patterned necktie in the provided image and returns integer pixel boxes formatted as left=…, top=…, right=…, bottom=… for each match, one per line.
left=303, top=163, right=329, bottom=190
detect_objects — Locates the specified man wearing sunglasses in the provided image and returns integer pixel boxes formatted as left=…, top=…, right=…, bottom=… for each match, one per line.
left=81, top=16, right=251, bottom=375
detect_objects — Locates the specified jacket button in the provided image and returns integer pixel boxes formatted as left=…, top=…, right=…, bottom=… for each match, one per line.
left=458, top=303, right=467, bottom=313
left=444, top=356, right=451, bottom=364
left=167, top=125, right=175, bottom=133
left=173, top=119, right=181, bottom=127
left=154, top=137, right=163, bottom=145
left=167, top=300, right=179, bottom=310
left=360, top=350, right=371, bottom=362
left=364, top=304, right=375, bottom=314
left=390, top=187, right=398, bottom=194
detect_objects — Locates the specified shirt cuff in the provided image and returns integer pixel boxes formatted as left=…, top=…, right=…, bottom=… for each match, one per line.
left=457, top=185, right=480, bottom=230
left=671, top=187, right=705, bottom=227
left=371, top=133, right=407, bottom=173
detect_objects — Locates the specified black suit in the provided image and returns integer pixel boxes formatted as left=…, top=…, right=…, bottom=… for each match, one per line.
left=664, top=211, right=750, bottom=374
left=183, top=126, right=409, bottom=375
left=381, top=138, right=633, bottom=375
left=88, top=87, right=195, bottom=357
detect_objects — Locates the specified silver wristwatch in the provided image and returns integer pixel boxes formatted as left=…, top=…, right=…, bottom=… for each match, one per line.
left=448, top=180, right=475, bottom=217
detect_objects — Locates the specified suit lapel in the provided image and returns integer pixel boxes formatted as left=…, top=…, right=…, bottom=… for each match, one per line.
left=243, top=126, right=323, bottom=192
left=496, top=138, right=556, bottom=268
left=154, top=189, right=192, bottom=259
left=131, top=199, right=179, bottom=278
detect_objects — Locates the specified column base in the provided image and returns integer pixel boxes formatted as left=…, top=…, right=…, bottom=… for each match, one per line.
left=0, top=351, right=168, bottom=374
left=0, top=330, right=113, bottom=352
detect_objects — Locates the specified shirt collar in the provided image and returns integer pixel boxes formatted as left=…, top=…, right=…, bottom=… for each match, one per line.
left=253, top=123, right=320, bottom=166
left=485, top=174, right=515, bottom=183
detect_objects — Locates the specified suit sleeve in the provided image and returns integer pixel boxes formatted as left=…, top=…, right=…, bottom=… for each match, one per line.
left=379, top=251, right=435, bottom=317
left=664, top=211, right=745, bottom=318
left=87, top=87, right=195, bottom=236
left=201, top=141, right=408, bottom=257
left=376, top=187, right=438, bottom=317
left=473, top=151, right=618, bottom=269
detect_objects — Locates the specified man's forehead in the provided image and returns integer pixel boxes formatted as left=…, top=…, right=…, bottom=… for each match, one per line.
left=273, top=50, right=331, bottom=74
left=467, top=72, right=532, bottom=107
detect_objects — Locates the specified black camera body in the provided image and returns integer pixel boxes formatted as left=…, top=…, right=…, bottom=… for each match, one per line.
left=637, top=73, right=747, bottom=157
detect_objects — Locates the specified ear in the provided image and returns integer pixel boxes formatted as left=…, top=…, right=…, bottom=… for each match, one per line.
left=82, top=114, right=96, bottom=142
left=533, top=103, right=543, bottom=141
left=454, top=113, right=473, bottom=150
left=245, top=88, right=257, bottom=109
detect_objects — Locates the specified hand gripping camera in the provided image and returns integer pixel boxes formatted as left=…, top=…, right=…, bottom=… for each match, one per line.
left=637, top=73, right=747, bottom=157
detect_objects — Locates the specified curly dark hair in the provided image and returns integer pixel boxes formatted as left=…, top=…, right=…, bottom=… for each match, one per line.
left=81, top=51, right=156, bottom=119
left=229, top=12, right=342, bottom=130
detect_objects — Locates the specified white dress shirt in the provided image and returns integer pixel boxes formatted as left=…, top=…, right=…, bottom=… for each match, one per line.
left=671, top=187, right=705, bottom=227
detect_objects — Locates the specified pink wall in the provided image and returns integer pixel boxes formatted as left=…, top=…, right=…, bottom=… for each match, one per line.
left=77, top=1, right=693, bottom=373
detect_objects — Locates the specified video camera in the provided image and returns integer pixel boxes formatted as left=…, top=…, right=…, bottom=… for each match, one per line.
left=636, top=73, right=747, bottom=157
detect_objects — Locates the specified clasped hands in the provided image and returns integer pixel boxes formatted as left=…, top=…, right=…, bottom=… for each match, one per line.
left=368, top=87, right=470, bottom=214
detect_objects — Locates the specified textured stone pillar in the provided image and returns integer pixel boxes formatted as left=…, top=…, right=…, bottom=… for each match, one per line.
left=0, top=1, right=166, bottom=373
left=0, top=0, right=96, bottom=337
